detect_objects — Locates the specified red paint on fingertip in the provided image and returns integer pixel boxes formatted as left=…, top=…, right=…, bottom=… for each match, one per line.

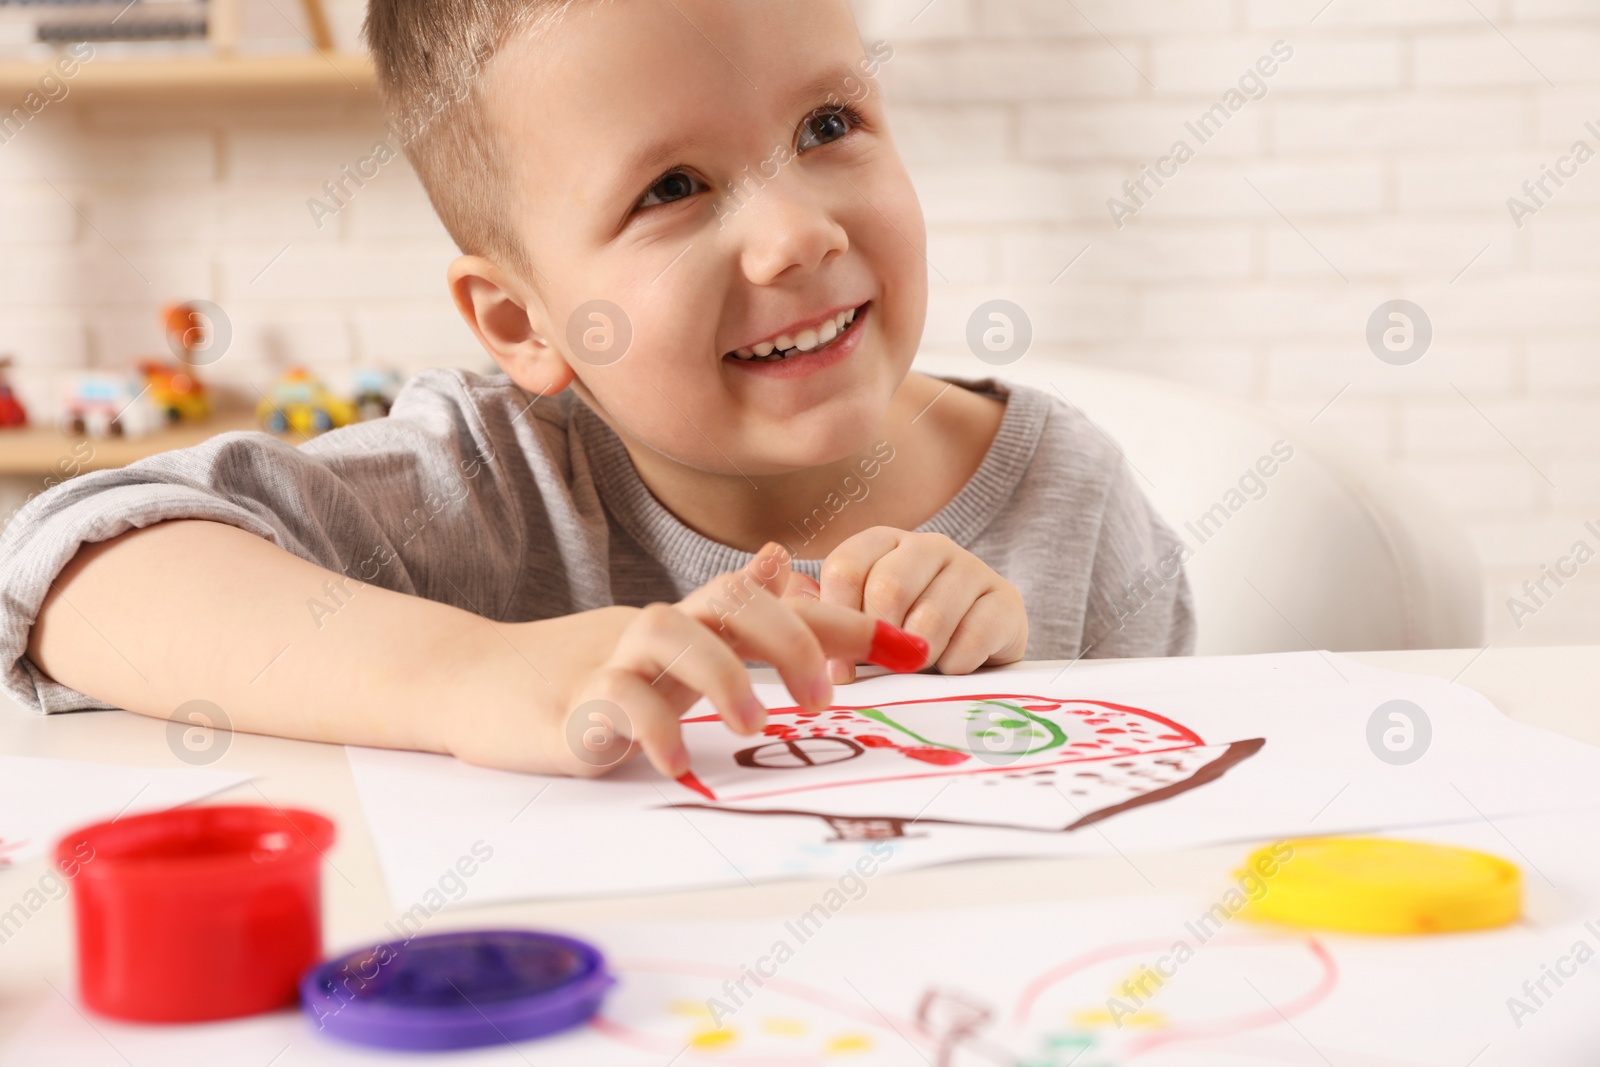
left=867, top=619, right=928, bottom=673
left=676, top=771, right=717, bottom=801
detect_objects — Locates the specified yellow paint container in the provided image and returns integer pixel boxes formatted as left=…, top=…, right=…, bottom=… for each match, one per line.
left=1240, top=837, right=1521, bottom=935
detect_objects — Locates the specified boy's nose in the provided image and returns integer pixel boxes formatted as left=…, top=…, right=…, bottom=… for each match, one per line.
left=734, top=181, right=850, bottom=286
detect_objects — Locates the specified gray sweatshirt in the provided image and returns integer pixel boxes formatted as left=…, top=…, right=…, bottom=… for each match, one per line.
left=0, top=371, right=1195, bottom=713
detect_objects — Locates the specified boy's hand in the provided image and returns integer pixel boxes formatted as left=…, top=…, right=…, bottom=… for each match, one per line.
left=814, top=528, right=1027, bottom=684
left=460, top=542, right=925, bottom=779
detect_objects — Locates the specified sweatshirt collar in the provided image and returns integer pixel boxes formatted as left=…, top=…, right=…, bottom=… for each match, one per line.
left=573, top=375, right=1049, bottom=588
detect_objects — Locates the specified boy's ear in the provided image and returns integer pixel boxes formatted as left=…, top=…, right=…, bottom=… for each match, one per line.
left=447, top=255, right=575, bottom=396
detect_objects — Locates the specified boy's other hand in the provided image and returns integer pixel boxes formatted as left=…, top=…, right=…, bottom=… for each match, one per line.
left=506, top=543, right=917, bottom=781
left=816, top=528, right=1028, bottom=684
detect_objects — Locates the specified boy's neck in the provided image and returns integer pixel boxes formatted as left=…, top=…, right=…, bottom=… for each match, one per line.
left=610, top=372, right=1007, bottom=560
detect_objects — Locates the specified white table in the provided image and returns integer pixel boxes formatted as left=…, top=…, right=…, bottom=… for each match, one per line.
left=2, top=645, right=1597, bottom=1052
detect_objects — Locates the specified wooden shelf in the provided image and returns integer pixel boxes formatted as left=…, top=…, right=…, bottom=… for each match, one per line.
left=0, top=412, right=277, bottom=476
left=0, top=52, right=375, bottom=98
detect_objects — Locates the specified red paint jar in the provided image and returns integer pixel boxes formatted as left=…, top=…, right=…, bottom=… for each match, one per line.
left=56, top=804, right=335, bottom=1022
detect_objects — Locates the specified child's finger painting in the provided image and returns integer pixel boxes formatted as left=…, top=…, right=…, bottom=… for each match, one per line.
left=669, top=694, right=1265, bottom=841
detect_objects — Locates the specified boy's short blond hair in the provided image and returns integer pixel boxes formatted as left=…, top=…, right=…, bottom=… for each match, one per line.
left=363, top=0, right=575, bottom=283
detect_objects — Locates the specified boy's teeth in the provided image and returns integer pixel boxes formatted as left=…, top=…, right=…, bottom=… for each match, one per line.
left=729, top=304, right=862, bottom=361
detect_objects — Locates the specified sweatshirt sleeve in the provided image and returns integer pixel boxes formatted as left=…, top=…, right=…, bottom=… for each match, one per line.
left=1081, top=460, right=1198, bottom=659
left=0, top=369, right=529, bottom=714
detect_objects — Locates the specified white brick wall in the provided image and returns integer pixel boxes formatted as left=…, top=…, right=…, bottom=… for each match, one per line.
left=0, top=0, right=1595, bottom=648
left=873, top=0, right=1600, bottom=648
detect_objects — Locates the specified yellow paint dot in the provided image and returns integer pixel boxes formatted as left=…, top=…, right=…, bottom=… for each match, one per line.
left=762, top=1017, right=808, bottom=1037
left=1071, top=1007, right=1166, bottom=1030
left=824, top=1032, right=873, bottom=1055
left=689, top=1028, right=738, bottom=1050
left=670, top=1000, right=713, bottom=1018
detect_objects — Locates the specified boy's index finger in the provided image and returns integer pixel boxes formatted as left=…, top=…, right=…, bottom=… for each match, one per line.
left=817, top=526, right=904, bottom=614
left=787, top=599, right=929, bottom=674
left=679, top=541, right=792, bottom=629
left=741, top=540, right=793, bottom=591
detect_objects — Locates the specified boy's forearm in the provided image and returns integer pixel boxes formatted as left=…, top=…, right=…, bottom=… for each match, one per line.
left=24, top=520, right=587, bottom=753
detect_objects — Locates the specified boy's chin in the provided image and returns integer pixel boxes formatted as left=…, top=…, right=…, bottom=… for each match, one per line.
left=735, top=415, right=892, bottom=475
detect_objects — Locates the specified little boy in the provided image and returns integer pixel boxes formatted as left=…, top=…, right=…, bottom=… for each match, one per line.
left=0, top=0, right=1193, bottom=781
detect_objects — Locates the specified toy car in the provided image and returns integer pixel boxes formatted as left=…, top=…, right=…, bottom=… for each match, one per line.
left=0, top=357, right=26, bottom=428
left=60, top=372, right=165, bottom=438
left=139, top=360, right=210, bottom=424
left=256, top=367, right=356, bottom=435
left=350, top=366, right=402, bottom=421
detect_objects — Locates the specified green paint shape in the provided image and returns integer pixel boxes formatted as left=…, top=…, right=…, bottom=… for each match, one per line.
left=855, top=700, right=1067, bottom=755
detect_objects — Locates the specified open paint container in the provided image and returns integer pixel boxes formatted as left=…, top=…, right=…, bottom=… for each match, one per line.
left=302, top=930, right=614, bottom=1050
left=57, top=804, right=335, bottom=1022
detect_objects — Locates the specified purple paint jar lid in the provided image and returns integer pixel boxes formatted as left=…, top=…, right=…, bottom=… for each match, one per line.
left=300, top=929, right=614, bottom=1051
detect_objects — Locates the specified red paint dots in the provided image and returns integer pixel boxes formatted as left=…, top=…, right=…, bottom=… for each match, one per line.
left=904, top=748, right=968, bottom=766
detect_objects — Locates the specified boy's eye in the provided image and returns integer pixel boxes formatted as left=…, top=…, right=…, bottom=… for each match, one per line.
left=636, top=170, right=706, bottom=211
left=798, top=106, right=862, bottom=153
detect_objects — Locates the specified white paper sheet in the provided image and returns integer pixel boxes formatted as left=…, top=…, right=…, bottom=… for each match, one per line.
left=0, top=754, right=251, bottom=867
left=7, top=811, right=1600, bottom=1066
left=348, top=652, right=1600, bottom=906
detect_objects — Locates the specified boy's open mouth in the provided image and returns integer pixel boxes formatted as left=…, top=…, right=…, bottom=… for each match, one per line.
left=724, top=301, right=870, bottom=364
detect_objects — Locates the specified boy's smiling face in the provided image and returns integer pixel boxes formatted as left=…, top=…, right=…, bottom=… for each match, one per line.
left=465, top=0, right=926, bottom=477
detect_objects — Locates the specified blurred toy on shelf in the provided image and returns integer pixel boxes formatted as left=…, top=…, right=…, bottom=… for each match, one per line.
left=139, top=360, right=211, bottom=424
left=350, top=366, right=402, bottom=421
left=0, top=358, right=28, bottom=429
left=257, top=367, right=356, bottom=435
left=61, top=372, right=165, bottom=439
left=163, top=302, right=229, bottom=367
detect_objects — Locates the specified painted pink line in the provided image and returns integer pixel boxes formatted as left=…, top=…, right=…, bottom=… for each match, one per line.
left=592, top=957, right=929, bottom=1064
left=1011, top=934, right=1339, bottom=1056
left=1130, top=939, right=1339, bottom=1056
